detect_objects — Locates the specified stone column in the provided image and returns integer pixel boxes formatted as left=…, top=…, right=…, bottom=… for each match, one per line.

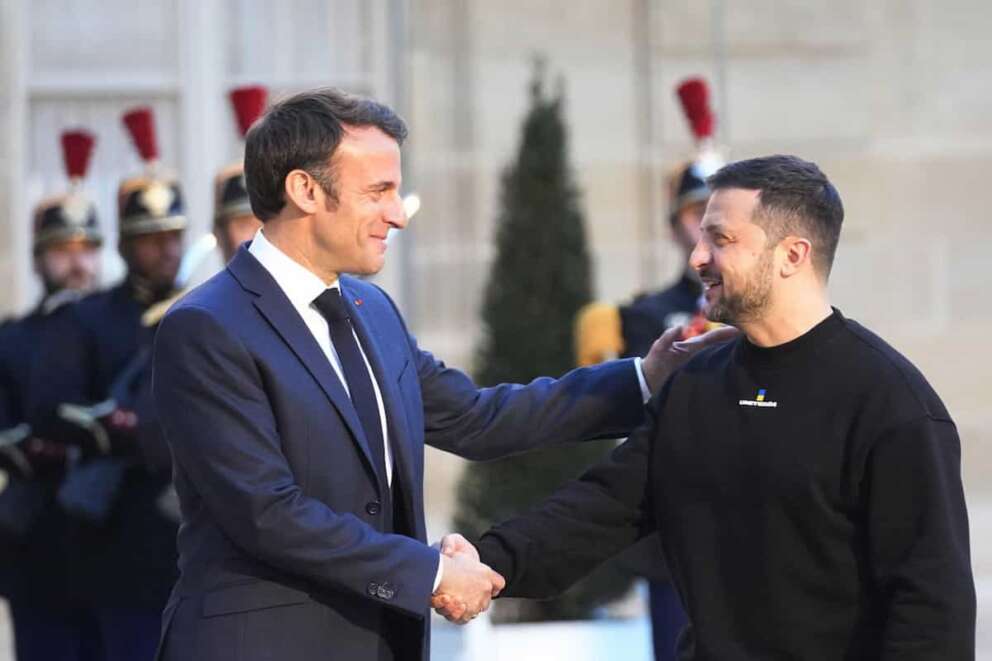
left=0, top=0, right=28, bottom=316
left=178, top=0, right=225, bottom=243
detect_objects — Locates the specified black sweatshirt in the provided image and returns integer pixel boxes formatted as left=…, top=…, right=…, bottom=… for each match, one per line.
left=478, top=309, right=975, bottom=660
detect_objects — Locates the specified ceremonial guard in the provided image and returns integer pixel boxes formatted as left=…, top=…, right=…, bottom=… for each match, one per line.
left=618, top=78, right=724, bottom=357
left=574, top=77, right=724, bottom=661
left=0, top=130, right=104, bottom=661
left=29, top=107, right=185, bottom=661
left=214, top=85, right=266, bottom=262
left=139, top=86, right=268, bottom=332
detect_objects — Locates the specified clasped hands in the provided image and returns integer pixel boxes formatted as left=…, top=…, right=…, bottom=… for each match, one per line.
left=430, top=533, right=503, bottom=624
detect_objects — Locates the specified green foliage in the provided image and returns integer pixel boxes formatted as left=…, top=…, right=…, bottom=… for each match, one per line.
left=473, top=73, right=590, bottom=386
left=453, top=63, right=633, bottom=622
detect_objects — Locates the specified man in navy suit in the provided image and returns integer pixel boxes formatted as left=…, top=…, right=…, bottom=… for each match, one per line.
left=152, top=88, right=731, bottom=661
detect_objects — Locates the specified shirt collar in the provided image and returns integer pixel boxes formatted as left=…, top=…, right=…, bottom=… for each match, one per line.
left=248, top=228, right=338, bottom=309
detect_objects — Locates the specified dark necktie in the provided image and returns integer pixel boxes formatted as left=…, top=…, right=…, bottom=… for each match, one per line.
left=313, top=288, right=388, bottom=485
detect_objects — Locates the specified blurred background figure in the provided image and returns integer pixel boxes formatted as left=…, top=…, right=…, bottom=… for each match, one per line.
left=576, top=77, right=723, bottom=368
left=619, top=79, right=724, bottom=350
left=139, top=85, right=268, bottom=331
left=26, top=107, right=184, bottom=661
left=0, top=129, right=103, bottom=661
left=30, top=133, right=103, bottom=300
left=212, top=86, right=266, bottom=263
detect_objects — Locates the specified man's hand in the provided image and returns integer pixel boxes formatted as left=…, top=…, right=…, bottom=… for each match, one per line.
left=57, top=400, right=137, bottom=456
left=439, top=533, right=479, bottom=561
left=431, top=534, right=505, bottom=624
left=641, top=325, right=739, bottom=394
left=100, top=407, right=140, bottom=455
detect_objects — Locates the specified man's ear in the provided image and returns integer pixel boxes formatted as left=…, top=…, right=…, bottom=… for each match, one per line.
left=284, top=169, right=319, bottom=215
left=780, top=236, right=813, bottom=278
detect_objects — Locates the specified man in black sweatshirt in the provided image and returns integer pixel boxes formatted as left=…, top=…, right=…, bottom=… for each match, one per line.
left=434, top=155, right=976, bottom=659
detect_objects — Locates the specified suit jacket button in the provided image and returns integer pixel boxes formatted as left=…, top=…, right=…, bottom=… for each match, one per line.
left=367, top=582, right=379, bottom=597
left=366, top=501, right=381, bottom=516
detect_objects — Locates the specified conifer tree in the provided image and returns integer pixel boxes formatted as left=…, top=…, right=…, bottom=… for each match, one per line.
left=453, top=62, right=633, bottom=622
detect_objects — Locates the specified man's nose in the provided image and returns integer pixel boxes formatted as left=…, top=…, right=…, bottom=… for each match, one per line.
left=689, top=240, right=709, bottom=272
left=385, top=194, right=407, bottom=229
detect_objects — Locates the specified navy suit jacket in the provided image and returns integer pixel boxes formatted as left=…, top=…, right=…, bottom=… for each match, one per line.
left=152, top=246, right=644, bottom=661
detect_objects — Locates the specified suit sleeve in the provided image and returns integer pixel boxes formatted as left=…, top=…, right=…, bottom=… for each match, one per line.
left=864, top=415, right=975, bottom=660
left=475, top=399, right=659, bottom=598
left=411, top=338, right=645, bottom=460
left=364, top=282, right=645, bottom=459
left=154, top=305, right=439, bottom=617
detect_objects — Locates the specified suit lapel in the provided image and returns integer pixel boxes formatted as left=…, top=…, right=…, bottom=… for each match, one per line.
left=228, top=249, right=384, bottom=493
left=340, top=283, right=417, bottom=506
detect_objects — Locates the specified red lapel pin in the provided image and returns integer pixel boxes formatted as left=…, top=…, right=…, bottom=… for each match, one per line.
left=354, top=298, right=363, bottom=306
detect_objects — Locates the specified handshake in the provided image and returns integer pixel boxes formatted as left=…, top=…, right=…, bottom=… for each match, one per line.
left=430, top=533, right=504, bottom=625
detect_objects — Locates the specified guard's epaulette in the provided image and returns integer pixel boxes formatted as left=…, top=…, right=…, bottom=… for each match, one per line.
left=142, top=289, right=189, bottom=327
left=574, top=301, right=624, bottom=366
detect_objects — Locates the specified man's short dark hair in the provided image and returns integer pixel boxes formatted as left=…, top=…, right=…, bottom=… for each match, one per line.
left=244, top=87, right=408, bottom=221
left=707, top=155, right=844, bottom=277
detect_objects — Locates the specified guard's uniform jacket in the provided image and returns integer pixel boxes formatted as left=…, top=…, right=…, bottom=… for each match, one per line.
left=30, top=279, right=178, bottom=613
